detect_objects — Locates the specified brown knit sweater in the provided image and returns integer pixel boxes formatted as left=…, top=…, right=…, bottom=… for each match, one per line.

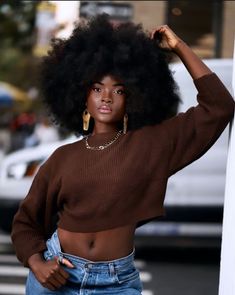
left=11, top=73, right=234, bottom=266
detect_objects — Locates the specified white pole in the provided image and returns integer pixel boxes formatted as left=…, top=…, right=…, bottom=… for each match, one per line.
left=218, top=38, right=235, bottom=295
left=50, top=1, right=80, bottom=39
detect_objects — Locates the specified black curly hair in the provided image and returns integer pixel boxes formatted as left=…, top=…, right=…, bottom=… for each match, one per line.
left=40, top=14, right=180, bottom=135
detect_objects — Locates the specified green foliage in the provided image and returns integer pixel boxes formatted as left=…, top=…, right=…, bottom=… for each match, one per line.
left=0, top=1, right=41, bottom=88
left=0, top=1, right=38, bottom=51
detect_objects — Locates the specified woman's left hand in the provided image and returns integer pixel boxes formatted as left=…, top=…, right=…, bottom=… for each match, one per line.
left=150, top=25, right=182, bottom=51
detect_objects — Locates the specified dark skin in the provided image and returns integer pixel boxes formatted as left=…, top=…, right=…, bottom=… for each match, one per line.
left=28, top=25, right=212, bottom=290
left=86, top=75, right=127, bottom=135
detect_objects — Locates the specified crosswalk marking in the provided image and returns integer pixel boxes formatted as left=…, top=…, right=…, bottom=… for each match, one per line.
left=140, top=271, right=152, bottom=282
left=0, top=234, right=11, bottom=244
left=0, top=254, right=19, bottom=264
left=142, top=291, right=154, bottom=295
left=0, top=284, right=25, bottom=295
left=135, top=259, right=147, bottom=268
left=0, top=266, right=28, bottom=276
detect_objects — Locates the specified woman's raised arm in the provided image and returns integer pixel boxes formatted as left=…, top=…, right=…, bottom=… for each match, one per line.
left=151, top=25, right=212, bottom=79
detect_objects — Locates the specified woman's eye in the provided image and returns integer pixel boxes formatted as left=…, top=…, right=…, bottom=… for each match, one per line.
left=92, top=87, right=101, bottom=92
left=114, top=89, right=125, bottom=95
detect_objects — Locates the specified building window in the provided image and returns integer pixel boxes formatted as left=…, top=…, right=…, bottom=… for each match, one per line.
left=166, top=1, right=223, bottom=58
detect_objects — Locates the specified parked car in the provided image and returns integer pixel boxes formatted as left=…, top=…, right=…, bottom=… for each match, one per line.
left=0, top=59, right=233, bottom=249
left=0, top=135, right=80, bottom=232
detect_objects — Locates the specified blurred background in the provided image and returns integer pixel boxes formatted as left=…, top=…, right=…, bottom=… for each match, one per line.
left=0, top=1, right=234, bottom=295
left=1, top=0, right=234, bottom=155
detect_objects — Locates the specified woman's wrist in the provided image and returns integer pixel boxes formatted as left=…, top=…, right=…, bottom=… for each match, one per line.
left=172, top=39, right=188, bottom=55
left=172, top=39, right=212, bottom=79
left=28, top=253, right=45, bottom=270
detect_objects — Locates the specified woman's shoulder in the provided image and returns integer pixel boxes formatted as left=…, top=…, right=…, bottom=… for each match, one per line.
left=44, top=136, right=84, bottom=163
left=132, top=122, right=169, bottom=138
left=128, top=123, right=170, bottom=149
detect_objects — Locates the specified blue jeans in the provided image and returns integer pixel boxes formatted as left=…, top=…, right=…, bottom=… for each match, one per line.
left=26, top=230, right=143, bottom=294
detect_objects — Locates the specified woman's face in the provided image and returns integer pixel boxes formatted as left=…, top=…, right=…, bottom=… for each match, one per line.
left=86, top=75, right=126, bottom=130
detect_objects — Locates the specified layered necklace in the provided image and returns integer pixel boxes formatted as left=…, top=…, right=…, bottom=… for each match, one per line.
left=85, top=130, right=123, bottom=151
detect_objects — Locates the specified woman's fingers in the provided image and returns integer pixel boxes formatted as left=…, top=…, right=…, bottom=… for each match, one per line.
left=150, top=26, right=162, bottom=39
left=40, top=259, right=69, bottom=289
left=42, top=281, right=56, bottom=291
left=47, top=276, right=62, bottom=289
left=151, top=25, right=181, bottom=50
left=55, top=256, right=75, bottom=269
left=59, top=265, right=71, bottom=281
left=60, top=257, right=75, bottom=268
left=31, top=257, right=71, bottom=290
left=53, top=270, right=67, bottom=285
left=42, top=264, right=68, bottom=290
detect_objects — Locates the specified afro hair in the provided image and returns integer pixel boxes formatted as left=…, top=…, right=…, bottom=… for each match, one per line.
left=40, top=14, right=180, bottom=135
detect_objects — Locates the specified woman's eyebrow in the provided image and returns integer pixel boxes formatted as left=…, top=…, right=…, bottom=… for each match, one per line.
left=113, top=83, right=125, bottom=87
left=93, top=81, right=125, bottom=87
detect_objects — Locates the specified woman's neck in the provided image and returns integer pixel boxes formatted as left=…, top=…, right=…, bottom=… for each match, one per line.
left=91, top=124, right=119, bottom=136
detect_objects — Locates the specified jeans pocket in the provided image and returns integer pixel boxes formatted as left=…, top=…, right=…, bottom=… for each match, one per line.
left=115, top=265, right=140, bottom=284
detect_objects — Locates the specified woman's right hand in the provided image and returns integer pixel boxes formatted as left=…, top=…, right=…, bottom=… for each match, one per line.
left=151, top=25, right=211, bottom=79
left=28, top=253, right=74, bottom=290
left=151, top=25, right=182, bottom=51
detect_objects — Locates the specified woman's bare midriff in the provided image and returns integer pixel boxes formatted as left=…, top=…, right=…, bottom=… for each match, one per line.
left=57, top=224, right=136, bottom=261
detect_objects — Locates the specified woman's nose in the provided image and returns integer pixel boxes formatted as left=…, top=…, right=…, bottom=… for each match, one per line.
left=101, top=91, right=112, bottom=103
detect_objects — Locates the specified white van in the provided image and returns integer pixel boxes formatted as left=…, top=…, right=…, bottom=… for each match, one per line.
left=135, top=59, right=233, bottom=248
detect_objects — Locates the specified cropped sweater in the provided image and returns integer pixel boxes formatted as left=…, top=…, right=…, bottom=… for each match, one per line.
left=11, top=73, right=234, bottom=266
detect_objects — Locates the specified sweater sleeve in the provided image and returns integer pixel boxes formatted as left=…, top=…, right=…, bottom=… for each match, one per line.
left=11, top=150, right=61, bottom=267
left=163, top=72, right=235, bottom=176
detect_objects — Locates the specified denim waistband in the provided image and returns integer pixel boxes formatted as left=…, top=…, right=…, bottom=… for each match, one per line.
left=46, top=230, right=135, bottom=271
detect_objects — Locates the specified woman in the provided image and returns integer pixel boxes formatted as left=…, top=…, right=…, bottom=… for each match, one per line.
left=11, top=15, right=234, bottom=294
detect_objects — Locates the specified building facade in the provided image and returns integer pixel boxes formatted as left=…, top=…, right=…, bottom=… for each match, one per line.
left=81, top=0, right=235, bottom=59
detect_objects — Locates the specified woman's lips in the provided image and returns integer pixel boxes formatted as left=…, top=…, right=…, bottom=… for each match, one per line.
left=98, top=106, right=112, bottom=113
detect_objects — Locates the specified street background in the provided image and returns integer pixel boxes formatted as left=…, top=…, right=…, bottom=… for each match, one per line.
left=1, top=1, right=235, bottom=155
left=0, top=1, right=235, bottom=295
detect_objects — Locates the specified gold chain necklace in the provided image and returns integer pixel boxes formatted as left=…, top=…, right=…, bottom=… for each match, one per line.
left=85, top=130, right=122, bottom=151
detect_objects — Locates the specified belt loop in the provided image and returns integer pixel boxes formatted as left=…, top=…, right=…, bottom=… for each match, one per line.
left=109, top=263, right=115, bottom=276
left=55, top=230, right=62, bottom=252
left=58, top=253, right=64, bottom=264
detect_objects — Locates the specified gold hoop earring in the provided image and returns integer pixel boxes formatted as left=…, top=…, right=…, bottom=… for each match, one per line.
left=123, top=113, right=128, bottom=134
left=82, top=109, right=90, bottom=131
